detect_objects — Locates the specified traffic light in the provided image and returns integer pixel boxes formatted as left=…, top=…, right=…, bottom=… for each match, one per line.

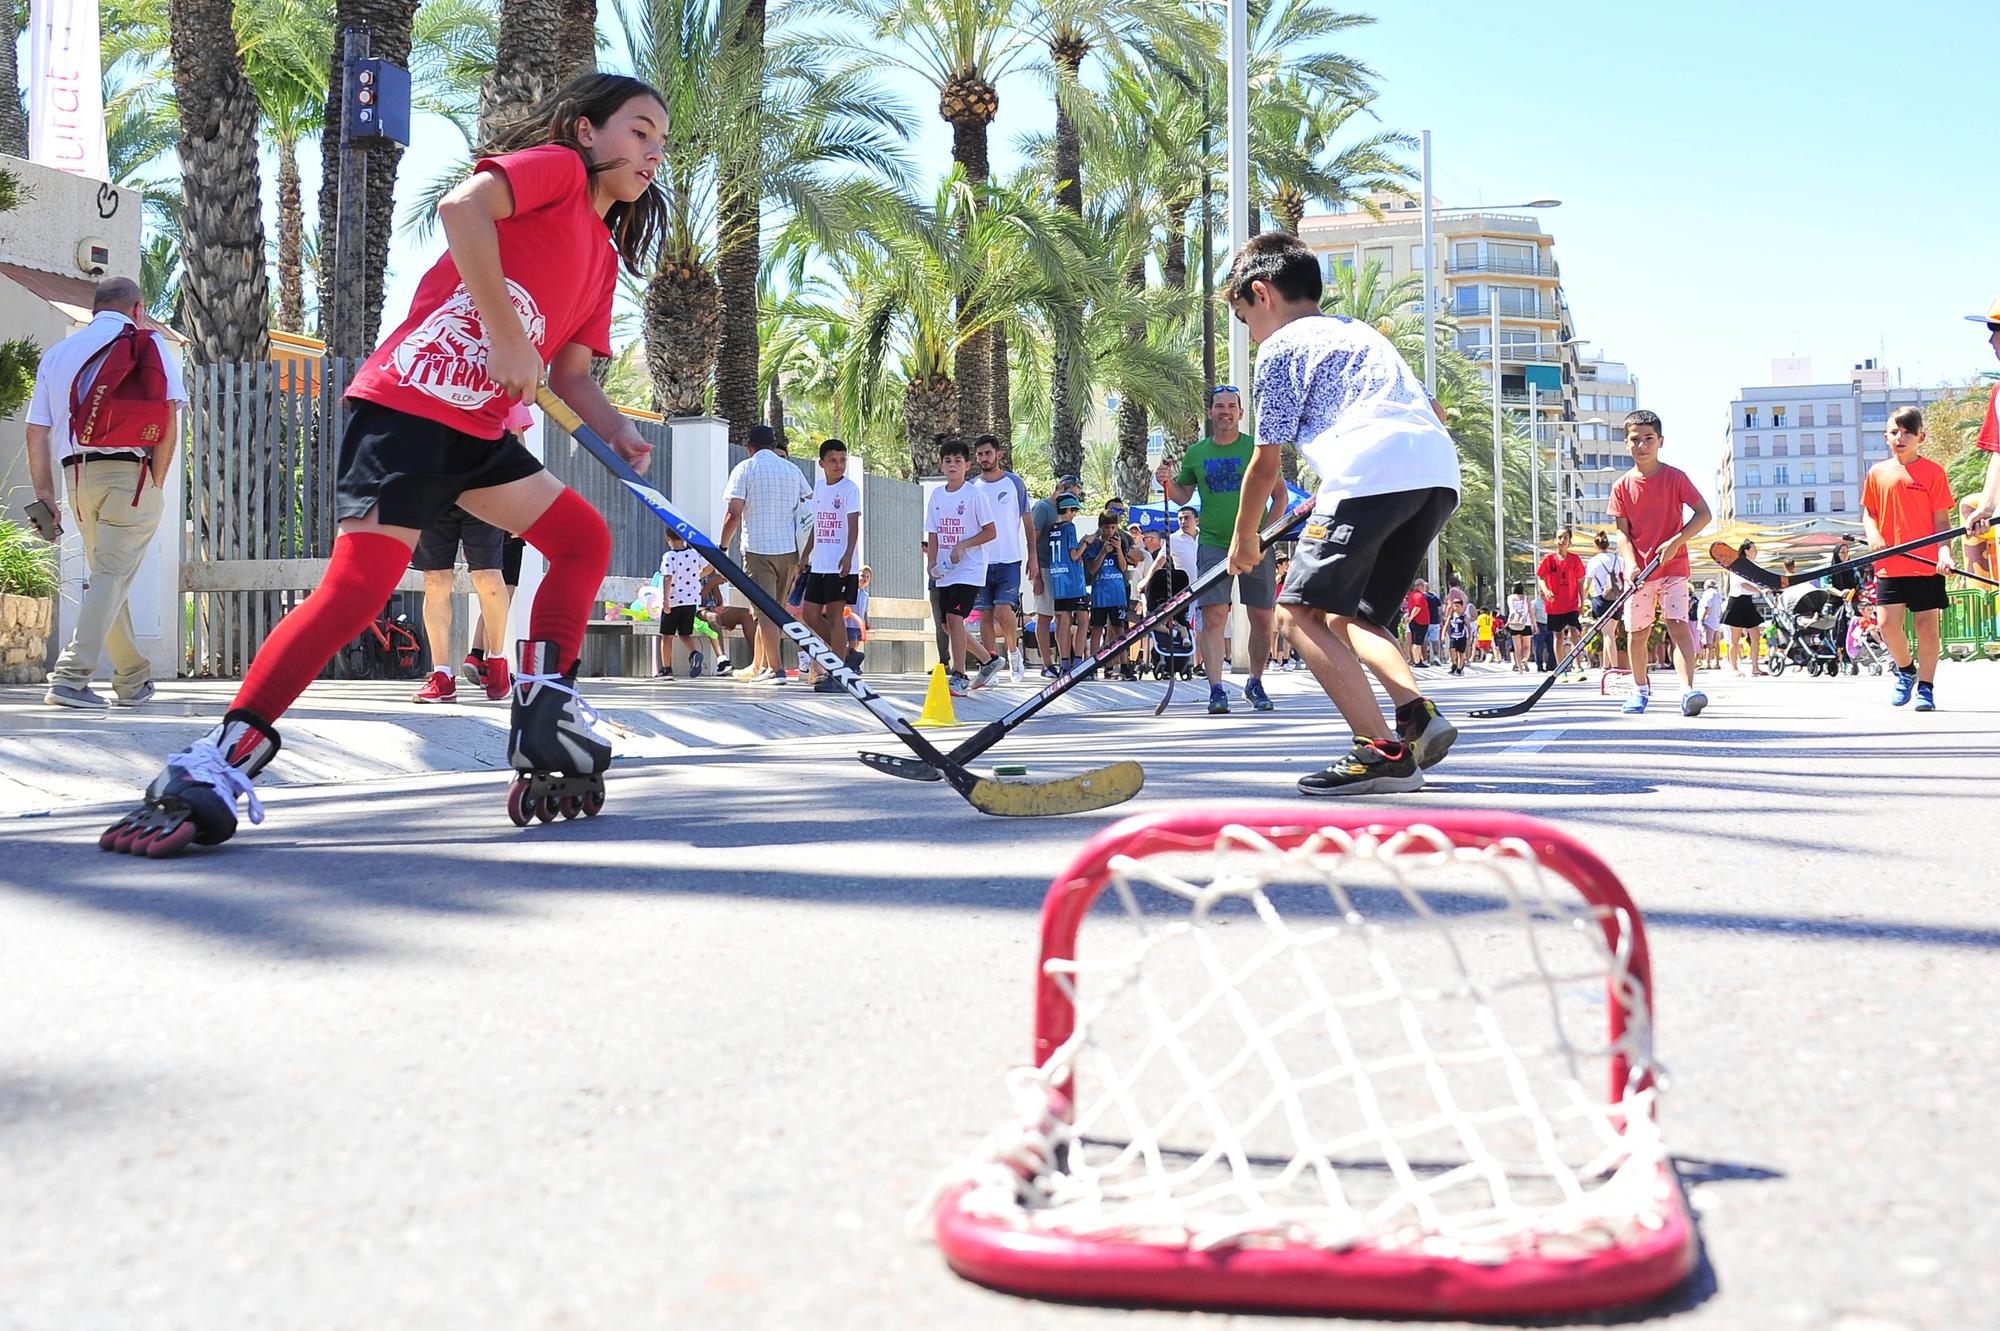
left=344, top=57, right=410, bottom=145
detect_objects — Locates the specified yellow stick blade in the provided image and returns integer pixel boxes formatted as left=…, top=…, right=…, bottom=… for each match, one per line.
left=967, top=761, right=1145, bottom=817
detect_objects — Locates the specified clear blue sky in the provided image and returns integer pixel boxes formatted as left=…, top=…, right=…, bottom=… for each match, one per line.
left=357, top=0, right=1997, bottom=498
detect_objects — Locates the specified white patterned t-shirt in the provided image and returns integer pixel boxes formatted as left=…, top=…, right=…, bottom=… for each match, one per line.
left=659, top=546, right=707, bottom=607
left=1251, top=314, right=1460, bottom=506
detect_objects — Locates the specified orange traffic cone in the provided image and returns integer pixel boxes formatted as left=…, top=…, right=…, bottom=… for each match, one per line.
left=914, top=662, right=957, bottom=727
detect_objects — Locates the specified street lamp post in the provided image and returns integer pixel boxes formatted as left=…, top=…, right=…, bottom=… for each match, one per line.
left=1226, top=0, right=1249, bottom=403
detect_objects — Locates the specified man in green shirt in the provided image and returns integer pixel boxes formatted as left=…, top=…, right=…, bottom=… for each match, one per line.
left=1155, top=386, right=1279, bottom=715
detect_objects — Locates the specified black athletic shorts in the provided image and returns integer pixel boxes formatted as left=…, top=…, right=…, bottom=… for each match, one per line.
left=660, top=605, right=697, bottom=635
left=1278, top=487, right=1457, bottom=632
left=1547, top=610, right=1581, bottom=631
left=335, top=400, right=544, bottom=530
left=500, top=534, right=525, bottom=587
left=412, top=505, right=507, bottom=572
left=936, top=583, right=978, bottom=619
left=1090, top=605, right=1128, bottom=629
left=804, top=571, right=859, bottom=606
left=1055, top=595, right=1088, bottom=613
left=1875, top=574, right=1947, bottom=613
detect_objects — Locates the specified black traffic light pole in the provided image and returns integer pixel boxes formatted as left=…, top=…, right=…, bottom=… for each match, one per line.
left=330, top=25, right=371, bottom=359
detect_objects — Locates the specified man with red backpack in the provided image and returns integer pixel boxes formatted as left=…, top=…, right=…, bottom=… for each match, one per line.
left=23, top=277, right=185, bottom=708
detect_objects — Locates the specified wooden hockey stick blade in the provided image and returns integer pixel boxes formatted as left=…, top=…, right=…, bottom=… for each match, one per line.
left=1707, top=541, right=1783, bottom=589
left=965, top=759, right=1144, bottom=817
left=859, top=750, right=943, bottom=782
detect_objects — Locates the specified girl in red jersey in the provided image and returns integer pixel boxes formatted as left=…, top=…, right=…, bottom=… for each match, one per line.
left=103, top=74, right=669, bottom=856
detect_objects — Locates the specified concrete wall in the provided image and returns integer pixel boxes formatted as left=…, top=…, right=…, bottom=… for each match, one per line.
left=0, top=153, right=144, bottom=279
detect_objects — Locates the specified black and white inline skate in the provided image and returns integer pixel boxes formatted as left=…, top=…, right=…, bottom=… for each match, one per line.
left=506, top=640, right=612, bottom=826
left=100, top=710, right=281, bottom=857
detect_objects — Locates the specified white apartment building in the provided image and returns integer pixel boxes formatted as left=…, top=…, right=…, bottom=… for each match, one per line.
left=1714, top=360, right=1957, bottom=526
left=1568, top=357, right=1640, bottom=531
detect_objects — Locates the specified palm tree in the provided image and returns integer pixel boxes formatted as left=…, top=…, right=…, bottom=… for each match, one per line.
left=0, top=7, right=26, bottom=156
left=315, top=0, right=421, bottom=355
left=1320, top=258, right=1429, bottom=365
left=1259, top=78, right=1411, bottom=234
left=710, top=0, right=764, bottom=446
left=826, top=0, right=1035, bottom=436
left=557, top=0, right=599, bottom=78
left=239, top=0, right=333, bottom=333
left=168, top=0, right=270, bottom=363
left=478, top=0, right=560, bottom=136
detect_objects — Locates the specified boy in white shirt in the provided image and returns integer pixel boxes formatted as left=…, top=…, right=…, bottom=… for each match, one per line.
left=972, top=433, right=1035, bottom=681
left=1223, top=231, right=1461, bottom=796
left=925, top=438, right=1002, bottom=693
left=801, top=438, right=863, bottom=692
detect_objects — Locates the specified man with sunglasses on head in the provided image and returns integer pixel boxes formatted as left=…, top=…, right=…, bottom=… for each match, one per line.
left=1157, top=385, right=1279, bottom=715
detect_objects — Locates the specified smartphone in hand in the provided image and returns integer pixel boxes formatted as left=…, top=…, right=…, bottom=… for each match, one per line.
left=22, top=498, right=60, bottom=542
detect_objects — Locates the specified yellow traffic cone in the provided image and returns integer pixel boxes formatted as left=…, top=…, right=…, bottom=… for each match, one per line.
left=914, top=662, right=958, bottom=727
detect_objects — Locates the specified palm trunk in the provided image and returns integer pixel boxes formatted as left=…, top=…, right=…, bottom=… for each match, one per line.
left=275, top=138, right=305, bottom=333
left=1115, top=258, right=1148, bottom=503
left=555, top=0, right=598, bottom=81
left=0, top=23, right=26, bottom=157
left=713, top=0, right=765, bottom=446
left=1161, top=198, right=1196, bottom=453
left=643, top=254, right=721, bottom=417
left=989, top=321, right=1010, bottom=452
left=478, top=0, right=561, bottom=139
left=905, top=375, right=957, bottom=478
left=170, top=0, right=270, bottom=364
left=316, top=0, right=420, bottom=354
left=765, top=368, right=786, bottom=445
left=951, top=113, right=991, bottom=437
left=1047, top=36, right=1084, bottom=477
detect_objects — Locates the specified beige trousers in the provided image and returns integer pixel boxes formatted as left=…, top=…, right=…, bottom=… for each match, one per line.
left=49, top=459, right=164, bottom=696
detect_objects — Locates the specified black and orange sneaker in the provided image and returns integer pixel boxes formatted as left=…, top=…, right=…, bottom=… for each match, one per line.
left=1395, top=697, right=1458, bottom=770
left=1297, top=737, right=1422, bottom=797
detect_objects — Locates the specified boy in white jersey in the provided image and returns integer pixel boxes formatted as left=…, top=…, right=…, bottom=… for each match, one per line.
left=925, top=437, right=1002, bottom=693
left=972, top=433, right=1035, bottom=681
left=1223, top=231, right=1461, bottom=796
left=802, top=438, right=863, bottom=693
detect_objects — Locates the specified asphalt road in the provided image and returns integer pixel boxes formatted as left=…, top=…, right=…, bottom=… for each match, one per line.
left=1, top=664, right=1995, bottom=1331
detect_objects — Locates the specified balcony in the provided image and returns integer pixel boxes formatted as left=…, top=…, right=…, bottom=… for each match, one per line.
left=1446, top=255, right=1548, bottom=278
left=1451, top=299, right=1558, bottom=321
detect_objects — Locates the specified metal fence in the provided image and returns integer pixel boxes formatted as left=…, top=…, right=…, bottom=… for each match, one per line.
left=541, top=414, right=674, bottom=580
left=863, top=470, right=924, bottom=601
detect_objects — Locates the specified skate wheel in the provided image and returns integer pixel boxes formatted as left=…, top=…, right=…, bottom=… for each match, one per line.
left=506, top=778, right=534, bottom=828
left=535, top=793, right=561, bottom=823
left=100, top=817, right=134, bottom=852
left=111, top=820, right=148, bottom=855
left=559, top=795, right=582, bottom=820
left=145, top=820, right=198, bottom=858
left=582, top=789, right=605, bottom=818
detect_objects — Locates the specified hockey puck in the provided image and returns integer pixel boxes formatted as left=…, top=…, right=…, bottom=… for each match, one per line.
left=993, top=763, right=1029, bottom=777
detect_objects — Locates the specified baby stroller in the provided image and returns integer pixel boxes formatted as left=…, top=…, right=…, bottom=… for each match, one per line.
left=1145, top=616, right=1196, bottom=680
left=1766, top=587, right=1843, bottom=677
left=1842, top=601, right=1892, bottom=676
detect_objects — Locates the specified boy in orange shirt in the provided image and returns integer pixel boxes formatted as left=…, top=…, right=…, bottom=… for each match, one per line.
left=1862, top=406, right=1956, bottom=711
left=1606, top=411, right=1712, bottom=716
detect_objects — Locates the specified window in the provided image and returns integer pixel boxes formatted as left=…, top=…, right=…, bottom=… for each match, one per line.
left=1773, top=465, right=1789, bottom=484
left=1489, top=241, right=1537, bottom=273
left=1454, top=286, right=1482, bottom=314
left=1825, top=429, right=1844, bottom=450
left=1744, top=440, right=1761, bottom=458
left=1803, top=466, right=1816, bottom=484
left=1827, top=404, right=1842, bottom=425
left=1609, top=395, right=1635, bottom=411
left=1320, top=252, right=1354, bottom=281
left=1803, top=495, right=1817, bottom=514
left=1799, top=405, right=1814, bottom=426
left=1773, top=407, right=1787, bottom=427
left=1747, top=495, right=1763, bottom=515
left=1743, top=407, right=1759, bottom=427
left=1831, top=492, right=1845, bottom=511
left=1774, top=439, right=1789, bottom=456
left=1861, top=402, right=1888, bottom=423
left=1775, top=493, right=1790, bottom=514
left=1831, top=464, right=1844, bottom=482
left=1801, top=435, right=1815, bottom=454
left=1454, top=240, right=1480, bottom=267
left=1363, top=246, right=1392, bottom=273
left=1746, top=468, right=1761, bottom=487
left=1493, top=286, right=1540, bottom=316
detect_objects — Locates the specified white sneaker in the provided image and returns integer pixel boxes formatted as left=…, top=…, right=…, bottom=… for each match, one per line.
left=1009, top=650, right=1025, bottom=683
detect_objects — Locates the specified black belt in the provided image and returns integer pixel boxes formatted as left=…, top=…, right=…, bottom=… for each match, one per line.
left=59, top=452, right=146, bottom=467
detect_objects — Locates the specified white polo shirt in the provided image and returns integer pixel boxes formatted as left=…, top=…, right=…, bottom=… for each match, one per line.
left=723, top=447, right=813, bottom=556
left=26, top=311, right=187, bottom=471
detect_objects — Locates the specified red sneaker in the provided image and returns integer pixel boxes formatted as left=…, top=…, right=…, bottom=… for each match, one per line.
left=480, top=655, right=511, bottom=701
left=412, top=669, right=457, bottom=704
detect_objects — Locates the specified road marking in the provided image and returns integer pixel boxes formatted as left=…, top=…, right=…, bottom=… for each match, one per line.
left=1500, top=727, right=1566, bottom=756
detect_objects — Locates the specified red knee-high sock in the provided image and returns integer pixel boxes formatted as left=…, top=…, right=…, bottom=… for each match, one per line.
left=232, top=531, right=411, bottom=725
left=521, top=489, right=612, bottom=669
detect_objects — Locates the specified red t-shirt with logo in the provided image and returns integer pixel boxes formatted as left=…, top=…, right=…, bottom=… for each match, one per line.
left=1862, top=455, right=1954, bottom=577
left=1607, top=463, right=1702, bottom=579
left=1403, top=588, right=1430, bottom=626
left=1535, top=551, right=1585, bottom=614
left=346, top=144, right=618, bottom=438
left=1978, top=382, right=1998, bottom=454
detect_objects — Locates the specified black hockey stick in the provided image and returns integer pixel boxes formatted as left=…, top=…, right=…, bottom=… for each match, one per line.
left=859, top=495, right=1314, bottom=781
left=1709, top=526, right=1972, bottom=592
left=1469, top=552, right=1664, bottom=719
left=536, top=389, right=1141, bottom=816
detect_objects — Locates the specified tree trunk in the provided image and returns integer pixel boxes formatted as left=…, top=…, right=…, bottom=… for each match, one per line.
left=989, top=321, right=1010, bottom=452
left=0, top=18, right=26, bottom=157
left=275, top=139, right=305, bottom=333
left=1047, top=37, right=1084, bottom=476
left=1160, top=199, right=1197, bottom=453
left=765, top=367, right=786, bottom=446
left=1115, top=258, right=1149, bottom=503
left=643, top=255, right=721, bottom=417
left=555, top=0, right=598, bottom=81
left=950, top=112, right=991, bottom=437
left=316, top=0, right=420, bottom=355
left=713, top=0, right=765, bottom=446
left=170, top=0, right=270, bottom=364
left=905, top=375, right=957, bottom=478
left=478, top=0, right=562, bottom=140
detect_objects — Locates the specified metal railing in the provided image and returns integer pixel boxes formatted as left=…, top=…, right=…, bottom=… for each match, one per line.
left=1451, top=299, right=1558, bottom=320
left=1446, top=255, right=1547, bottom=277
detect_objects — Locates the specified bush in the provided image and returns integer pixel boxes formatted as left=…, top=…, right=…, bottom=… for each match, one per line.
left=0, top=336, right=36, bottom=420
left=0, top=519, right=59, bottom=598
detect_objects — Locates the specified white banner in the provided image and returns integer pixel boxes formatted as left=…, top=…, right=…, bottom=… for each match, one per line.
left=28, top=0, right=110, bottom=183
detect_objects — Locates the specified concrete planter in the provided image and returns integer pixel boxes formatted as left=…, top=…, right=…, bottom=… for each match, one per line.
left=0, top=592, right=53, bottom=683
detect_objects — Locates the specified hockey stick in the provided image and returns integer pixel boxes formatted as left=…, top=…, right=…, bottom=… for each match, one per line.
left=536, top=389, right=1142, bottom=816
left=1709, top=526, right=1972, bottom=592
left=859, top=495, right=1314, bottom=781
left=1469, top=552, right=1664, bottom=719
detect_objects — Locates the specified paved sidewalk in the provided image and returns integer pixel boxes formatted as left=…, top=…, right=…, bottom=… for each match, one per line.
left=0, top=667, right=1198, bottom=814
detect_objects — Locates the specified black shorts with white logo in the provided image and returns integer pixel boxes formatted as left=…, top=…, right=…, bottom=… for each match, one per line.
left=1090, top=605, right=1128, bottom=629
left=804, top=571, right=859, bottom=606
left=1546, top=610, right=1582, bottom=631
left=660, top=604, right=697, bottom=635
left=1278, top=487, right=1458, bottom=632
left=1875, top=574, right=1947, bottom=613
